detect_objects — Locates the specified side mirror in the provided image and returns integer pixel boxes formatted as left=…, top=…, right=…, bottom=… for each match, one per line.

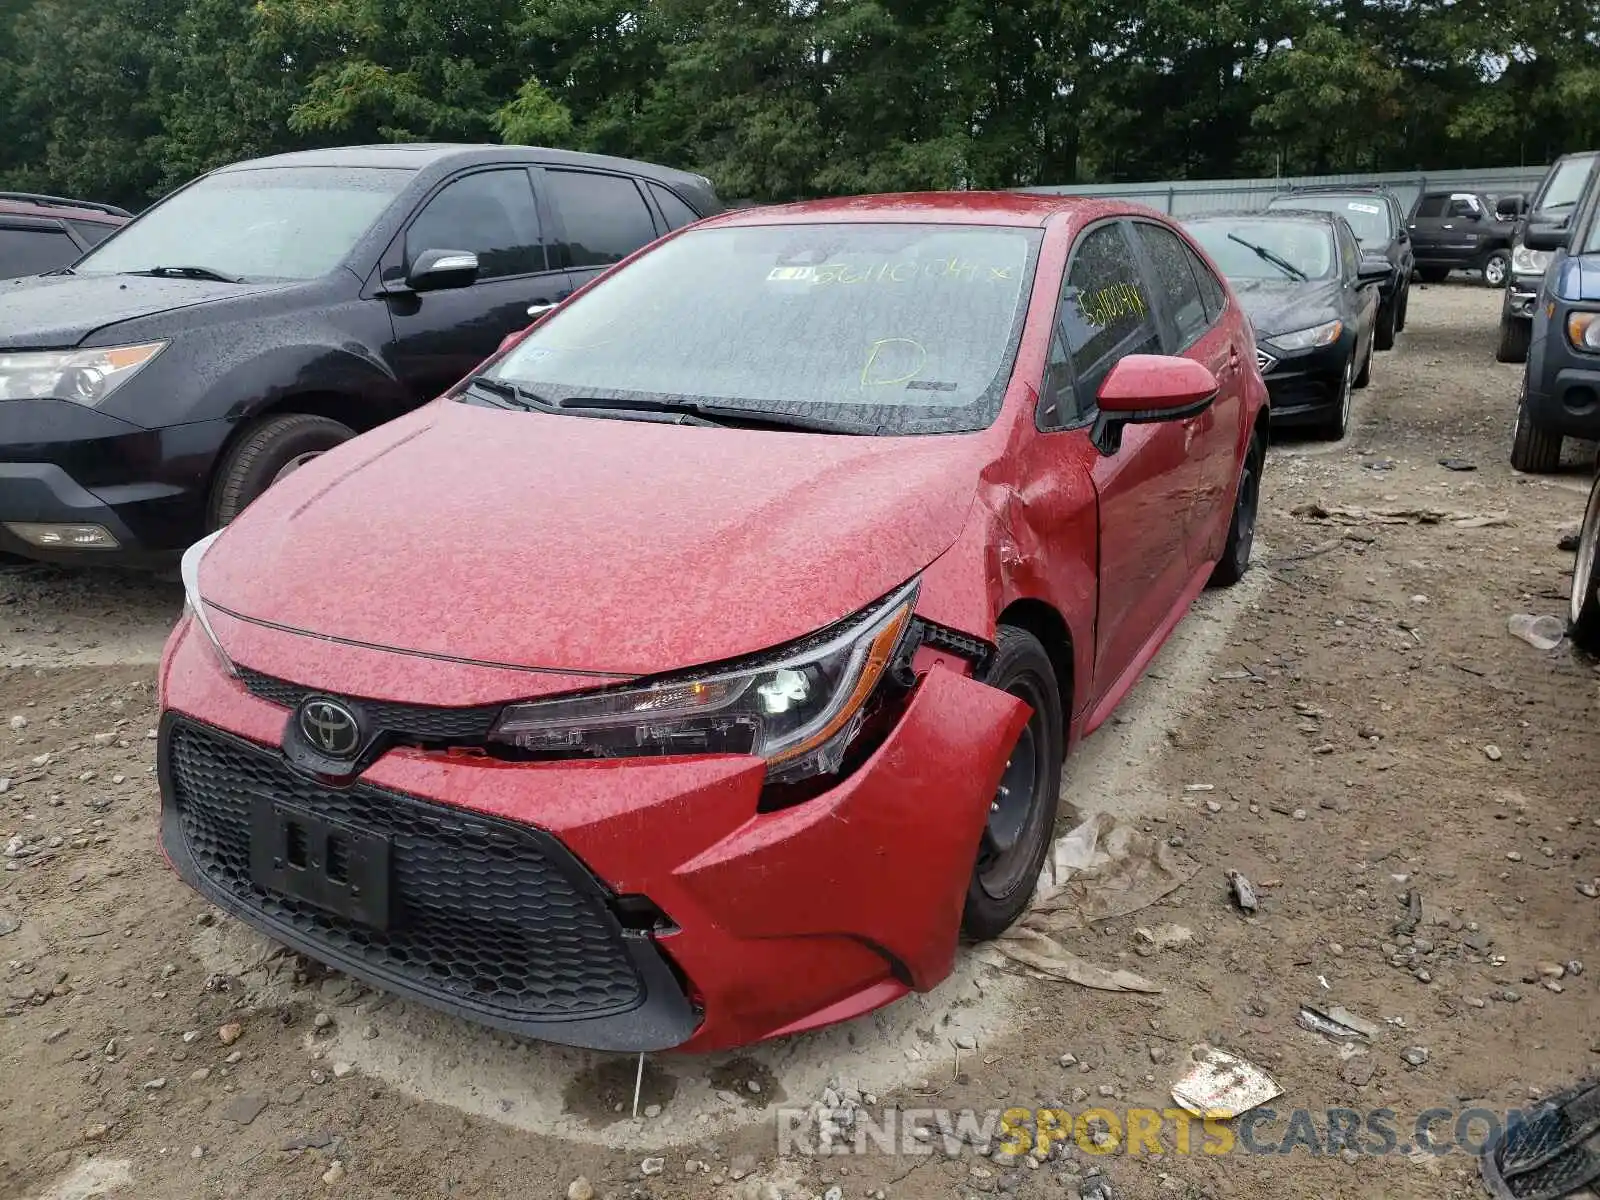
left=1395, top=228, right=1409, bottom=244
left=1091, top=354, right=1219, bottom=456
left=407, top=248, right=479, bottom=292
left=1357, top=256, right=1391, bottom=283
left=1524, top=224, right=1571, bottom=253
left=1495, top=195, right=1526, bottom=220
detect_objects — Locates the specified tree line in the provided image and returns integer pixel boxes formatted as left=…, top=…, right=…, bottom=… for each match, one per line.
left=1, top=0, right=1597, bottom=214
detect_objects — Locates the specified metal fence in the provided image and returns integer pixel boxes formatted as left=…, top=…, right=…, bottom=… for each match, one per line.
left=1019, top=165, right=1552, bottom=217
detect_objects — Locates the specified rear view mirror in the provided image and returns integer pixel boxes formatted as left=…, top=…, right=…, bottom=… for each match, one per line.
left=1524, top=224, right=1571, bottom=253
left=1092, top=354, right=1219, bottom=456
left=407, top=248, right=479, bottom=292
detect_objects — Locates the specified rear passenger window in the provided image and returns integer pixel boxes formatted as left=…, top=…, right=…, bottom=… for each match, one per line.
left=1054, top=222, right=1161, bottom=419
left=1134, top=222, right=1209, bottom=348
left=1184, top=244, right=1226, bottom=322
left=648, top=183, right=700, bottom=231
left=0, top=225, right=81, bottom=278
left=546, top=171, right=658, bottom=267
left=406, top=169, right=545, bottom=279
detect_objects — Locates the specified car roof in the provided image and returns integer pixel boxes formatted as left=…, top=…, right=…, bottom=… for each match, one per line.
left=694, top=191, right=1146, bottom=229
left=215, top=143, right=713, bottom=192
left=0, top=192, right=130, bottom=223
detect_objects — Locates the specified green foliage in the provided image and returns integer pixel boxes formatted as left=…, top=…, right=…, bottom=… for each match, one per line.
left=0, top=0, right=1597, bottom=210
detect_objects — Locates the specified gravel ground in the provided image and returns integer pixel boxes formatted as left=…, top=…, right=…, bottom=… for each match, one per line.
left=2, top=283, right=1597, bottom=1200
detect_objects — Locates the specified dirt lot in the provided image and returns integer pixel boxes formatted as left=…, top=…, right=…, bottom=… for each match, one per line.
left=2, top=284, right=1598, bottom=1200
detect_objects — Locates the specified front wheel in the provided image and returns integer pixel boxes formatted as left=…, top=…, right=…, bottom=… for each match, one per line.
left=1394, top=283, right=1410, bottom=332
left=1374, top=295, right=1397, bottom=351
left=1483, top=251, right=1510, bottom=288
left=1509, top=381, right=1562, bottom=473
left=209, top=413, right=357, bottom=528
left=1321, top=353, right=1355, bottom=440
left=1495, top=315, right=1531, bottom=364
left=961, top=627, right=1063, bottom=941
left=1209, top=434, right=1264, bottom=588
left=1570, top=477, right=1600, bottom=653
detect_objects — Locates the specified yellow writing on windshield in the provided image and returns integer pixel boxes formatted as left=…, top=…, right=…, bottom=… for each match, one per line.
left=861, top=338, right=927, bottom=386
left=767, top=259, right=1017, bottom=286
left=1080, top=282, right=1147, bottom=327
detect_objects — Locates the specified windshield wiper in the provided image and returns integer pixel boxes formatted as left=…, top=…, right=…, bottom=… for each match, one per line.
left=465, top=375, right=559, bottom=411
left=122, top=265, right=243, bottom=283
left=554, top=395, right=868, bottom=435
left=1227, top=233, right=1308, bottom=282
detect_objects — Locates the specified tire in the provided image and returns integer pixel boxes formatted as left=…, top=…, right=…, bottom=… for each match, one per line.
left=1321, top=353, right=1355, bottom=440
left=1209, top=433, right=1264, bottom=588
left=1509, top=380, right=1562, bottom=473
left=1394, top=282, right=1409, bottom=332
left=1374, top=296, right=1397, bottom=351
left=1353, top=334, right=1373, bottom=389
left=209, top=413, right=356, bottom=528
left=961, top=627, right=1063, bottom=941
left=1570, top=476, right=1600, bottom=653
left=1483, top=251, right=1510, bottom=288
left=1417, top=266, right=1449, bottom=284
left=1495, top=315, right=1531, bottom=364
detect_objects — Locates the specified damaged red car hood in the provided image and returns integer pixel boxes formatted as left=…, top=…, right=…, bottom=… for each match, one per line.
left=201, top=401, right=988, bottom=677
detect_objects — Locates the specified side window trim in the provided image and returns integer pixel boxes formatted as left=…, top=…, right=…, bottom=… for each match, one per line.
left=379, top=164, right=558, bottom=289
left=541, top=167, right=657, bottom=271
left=1129, top=218, right=1213, bottom=353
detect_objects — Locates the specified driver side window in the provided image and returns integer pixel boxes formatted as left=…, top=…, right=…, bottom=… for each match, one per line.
left=405, top=169, right=546, bottom=281
left=1039, top=222, right=1161, bottom=430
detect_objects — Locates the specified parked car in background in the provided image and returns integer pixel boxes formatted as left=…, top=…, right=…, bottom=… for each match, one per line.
left=1406, top=190, right=1515, bottom=286
left=1186, top=209, right=1388, bottom=439
left=158, top=192, right=1269, bottom=1052
left=1264, top=185, right=1412, bottom=350
left=1512, top=160, right=1600, bottom=472
left=1497, top=151, right=1600, bottom=363
left=0, top=144, right=719, bottom=564
left=0, top=193, right=128, bottom=279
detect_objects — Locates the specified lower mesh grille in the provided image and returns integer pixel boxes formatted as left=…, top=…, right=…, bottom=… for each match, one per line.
left=163, top=719, right=644, bottom=1021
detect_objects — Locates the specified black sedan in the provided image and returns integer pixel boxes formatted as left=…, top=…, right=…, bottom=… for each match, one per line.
left=1185, top=210, right=1391, bottom=439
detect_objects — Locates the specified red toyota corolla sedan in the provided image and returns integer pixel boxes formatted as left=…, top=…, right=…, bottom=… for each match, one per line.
left=157, top=193, right=1267, bottom=1053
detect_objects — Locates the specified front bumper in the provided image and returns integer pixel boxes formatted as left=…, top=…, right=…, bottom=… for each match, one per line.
left=156, top=614, right=1028, bottom=1053
left=1256, top=336, right=1351, bottom=425
left=0, top=399, right=229, bottom=564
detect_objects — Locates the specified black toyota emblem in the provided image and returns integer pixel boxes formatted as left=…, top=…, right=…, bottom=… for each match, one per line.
left=297, top=697, right=362, bottom=759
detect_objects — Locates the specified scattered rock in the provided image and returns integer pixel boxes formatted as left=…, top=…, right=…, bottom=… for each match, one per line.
left=8, top=714, right=26, bottom=730
left=220, top=1094, right=269, bottom=1126
left=332, top=1061, right=354, bottom=1079
left=217, top=1022, right=242, bottom=1046
left=641, top=1157, right=665, bottom=1176
left=312, top=1012, right=332, bottom=1031
left=954, top=1033, right=977, bottom=1050
left=0, top=910, right=18, bottom=937
left=1484, top=745, right=1503, bottom=762
left=568, top=1178, right=595, bottom=1200
left=1341, top=1058, right=1376, bottom=1087
left=1401, top=1047, right=1430, bottom=1067
left=321, top=1159, right=345, bottom=1186
left=142, top=1077, right=167, bottom=1091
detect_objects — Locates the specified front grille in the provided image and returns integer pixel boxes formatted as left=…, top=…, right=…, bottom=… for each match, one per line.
left=239, top=668, right=500, bottom=742
left=164, top=719, right=644, bottom=1022
left=1255, top=348, right=1278, bottom=374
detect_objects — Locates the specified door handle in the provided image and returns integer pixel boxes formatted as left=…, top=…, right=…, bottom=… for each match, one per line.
left=527, top=302, right=556, bottom=318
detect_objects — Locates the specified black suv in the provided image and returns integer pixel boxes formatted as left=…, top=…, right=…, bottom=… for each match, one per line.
left=1511, top=158, right=1600, bottom=472
left=1406, top=190, right=1515, bottom=285
left=0, top=193, right=129, bottom=279
left=1497, top=151, right=1600, bottom=363
left=1265, top=186, right=1413, bottom=351
left=0, top=144, right=720, bottom=563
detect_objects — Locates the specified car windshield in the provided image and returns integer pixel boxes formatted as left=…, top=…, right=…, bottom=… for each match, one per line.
left=1536, top=157, right=1596, bottom=214
left=74, top=166, right=412, bottom=282
left=1185, top=219, right=1335, bottom=281
left=1270, top=195, right=1392, bottom=245
left=484, top=222, right=1041, bottom=434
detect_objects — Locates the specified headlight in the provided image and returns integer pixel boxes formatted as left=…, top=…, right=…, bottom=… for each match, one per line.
left=180, top=530, right=237, bottom=677
left=1267, top=320, right=1342, bottom=352
left=1512, top=242, right=1552, bottom=275
left=1569, top=312, right=1600, bottom=354
left=490, top=580, right=919, bottom=783
left=0, top=341, right=166, bottom=405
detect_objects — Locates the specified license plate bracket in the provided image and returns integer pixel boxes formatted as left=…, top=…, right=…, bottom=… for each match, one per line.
left=250, top=800, right=391, bottom=929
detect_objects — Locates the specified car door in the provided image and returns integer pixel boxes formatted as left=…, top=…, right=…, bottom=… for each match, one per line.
left=540, top=169, right=666, bottom=294
left=1037, top=220, right=1211, bottom=707
left=1129, top=218, right=1241, bottom=565
left=1335, top=219, right=1378, bottom=351
left=380, top=166, right=574, bottom=403
left=1407, top=194, right=1449, bottom=261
